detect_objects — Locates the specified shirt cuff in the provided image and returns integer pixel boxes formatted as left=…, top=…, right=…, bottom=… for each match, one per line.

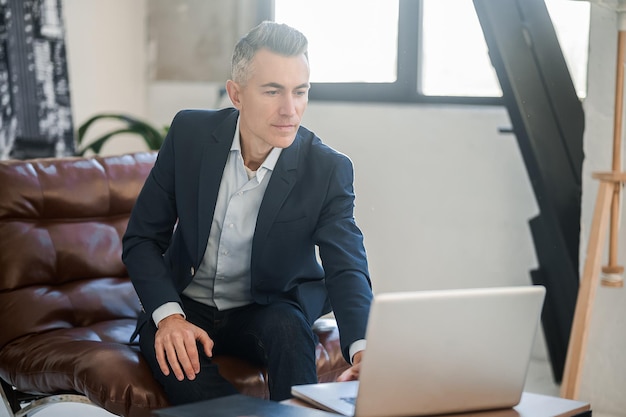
left=349, top=339, right=367, bottom=364
left=152, top=302, right=186, bottom=327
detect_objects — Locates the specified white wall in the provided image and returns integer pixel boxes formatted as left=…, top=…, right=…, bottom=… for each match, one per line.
left=62, top=1, right=625, bottom=416
left=303, top=103, right=538, bottom=294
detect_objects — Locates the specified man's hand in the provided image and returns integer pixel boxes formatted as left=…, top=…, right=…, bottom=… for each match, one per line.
left=154, top=314, right=214, bottom=381
left=336, top=351, right=364, bottom=382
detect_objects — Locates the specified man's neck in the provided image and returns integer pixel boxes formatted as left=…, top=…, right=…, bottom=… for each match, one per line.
left=244, top=158, right=264, bottom=172
left=240, top=136, right=272, bottom=172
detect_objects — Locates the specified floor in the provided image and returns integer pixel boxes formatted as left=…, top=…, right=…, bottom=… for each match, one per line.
left=1, top=356, right=577, bottom=417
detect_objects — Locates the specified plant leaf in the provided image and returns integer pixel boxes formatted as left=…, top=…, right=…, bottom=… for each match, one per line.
left=77, top=113, right=166, bottom=152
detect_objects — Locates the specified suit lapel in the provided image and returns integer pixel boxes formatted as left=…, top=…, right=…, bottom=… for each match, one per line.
left=196, top=111, right=238, bottom=263
left=253, top=133, right=301, bottom=249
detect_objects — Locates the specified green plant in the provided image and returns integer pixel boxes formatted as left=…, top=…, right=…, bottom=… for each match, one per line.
left=76, top=113, right=167, bottom=155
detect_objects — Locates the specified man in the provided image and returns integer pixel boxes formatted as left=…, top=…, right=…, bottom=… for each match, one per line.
left=122, top=21, right=372, bottom=405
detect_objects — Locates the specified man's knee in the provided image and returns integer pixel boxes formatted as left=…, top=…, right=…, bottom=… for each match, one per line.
left=248, top=303, right=316, bottom=355
left=259, top=303, right=311, bottom=334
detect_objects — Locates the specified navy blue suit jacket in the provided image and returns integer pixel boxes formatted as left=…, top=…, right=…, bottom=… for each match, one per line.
left=122, top=108, right=372, bottom=360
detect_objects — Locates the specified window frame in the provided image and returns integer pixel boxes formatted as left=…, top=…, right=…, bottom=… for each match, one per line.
left=257, top=0, right=503, bottom=105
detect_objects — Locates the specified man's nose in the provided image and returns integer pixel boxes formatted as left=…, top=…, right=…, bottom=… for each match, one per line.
left=279, top=95, right=296, bottom=116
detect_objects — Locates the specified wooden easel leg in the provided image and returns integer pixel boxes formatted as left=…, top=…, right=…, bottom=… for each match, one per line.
left=601, top=29, right=626, bottom=287
left=560, top=181, right=614, bottom=399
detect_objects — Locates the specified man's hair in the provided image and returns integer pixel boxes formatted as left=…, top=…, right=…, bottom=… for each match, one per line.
left=231, top=21, right=308, bottom=84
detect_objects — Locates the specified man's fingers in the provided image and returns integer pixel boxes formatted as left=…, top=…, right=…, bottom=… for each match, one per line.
left=196, top=330, right=214, bottom=359
left=337, top=363, right=361, bottom=382
left=184, top=336, right=201, bottom=376
left=155, top=340, right=170, bottom=377
left=164, top=341, right=186, bottom=381
left=173, top=337, right=197, bottom=380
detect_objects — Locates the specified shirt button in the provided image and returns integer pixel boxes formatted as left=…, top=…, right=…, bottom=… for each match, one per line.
left=228, top=223, right=234, bottom=228
left=190, top=267, right=195, bottom=276
left=222, top=250, right=229, bottom=255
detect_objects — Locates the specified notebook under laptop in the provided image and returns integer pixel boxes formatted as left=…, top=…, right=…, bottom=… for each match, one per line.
left=291, top=285, right=546, bottom=417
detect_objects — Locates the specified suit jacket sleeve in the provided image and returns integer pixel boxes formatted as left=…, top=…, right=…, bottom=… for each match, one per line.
left=122, top=111, right=185, bottom=318
left=314, top=152, right=373, bottom=360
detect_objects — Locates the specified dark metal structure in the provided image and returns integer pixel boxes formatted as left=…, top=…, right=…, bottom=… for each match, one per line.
left=473, top=0, right=585, bottom=382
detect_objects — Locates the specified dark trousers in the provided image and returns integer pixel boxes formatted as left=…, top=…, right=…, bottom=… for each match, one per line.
left=139, top=296, right=318, bottom=404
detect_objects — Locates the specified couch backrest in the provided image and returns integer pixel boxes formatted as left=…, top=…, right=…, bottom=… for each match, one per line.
left=0, top=152, right=156, bottom=350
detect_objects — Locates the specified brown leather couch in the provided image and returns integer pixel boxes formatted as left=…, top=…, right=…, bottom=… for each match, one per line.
left=0, top=152, right=349, bottom=417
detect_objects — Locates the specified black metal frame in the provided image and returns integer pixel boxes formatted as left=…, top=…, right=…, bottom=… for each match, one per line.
left=0, top=378, right=49, bottom=413
left=1, top=377, right=89, bottom=416
left=473, top=0, right=584, bottom=383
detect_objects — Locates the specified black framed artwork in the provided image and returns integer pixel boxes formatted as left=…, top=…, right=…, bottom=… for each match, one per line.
left=0, top=0, right=74, bottom=160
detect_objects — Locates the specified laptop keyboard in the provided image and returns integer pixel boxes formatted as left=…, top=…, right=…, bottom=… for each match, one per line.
left=341, top=396, right=357, bottom=405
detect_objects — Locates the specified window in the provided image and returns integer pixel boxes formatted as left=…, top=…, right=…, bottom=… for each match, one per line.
left=421, top=0, right=589, bottom=98
left=420, top=0, right=501, bottom=97
left=263, top=0, right=589, bottom=104
left=273, top=0, right=399, bottom=83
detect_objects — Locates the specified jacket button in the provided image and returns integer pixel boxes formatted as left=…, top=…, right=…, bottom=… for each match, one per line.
left=190, top=267, right=195, bottom=276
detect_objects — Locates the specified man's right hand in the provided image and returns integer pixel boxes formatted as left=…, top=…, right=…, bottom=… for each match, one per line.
left=154, top=314, right=214, bottom=381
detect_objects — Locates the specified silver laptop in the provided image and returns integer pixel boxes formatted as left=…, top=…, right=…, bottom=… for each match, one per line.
left=292, top=285, right=546, bottom=417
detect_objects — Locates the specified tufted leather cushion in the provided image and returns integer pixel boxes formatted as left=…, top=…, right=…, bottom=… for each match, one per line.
left=0, top=152, right=349, bottom=417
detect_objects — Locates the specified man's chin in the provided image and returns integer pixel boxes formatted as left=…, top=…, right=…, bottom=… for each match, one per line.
left=271, top=134, right=298, bottom=149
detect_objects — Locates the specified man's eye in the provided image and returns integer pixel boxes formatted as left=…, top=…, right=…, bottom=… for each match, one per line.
left=295, top=90, right=307, bottom=96
left=265, top=90, right=279, bottom=95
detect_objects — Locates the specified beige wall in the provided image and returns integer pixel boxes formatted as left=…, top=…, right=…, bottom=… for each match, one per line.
left=63, top=0, right=148, bottom=155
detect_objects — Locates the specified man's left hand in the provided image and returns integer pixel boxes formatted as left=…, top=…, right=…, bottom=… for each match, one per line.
left=336, top=350, right=363, bottom=382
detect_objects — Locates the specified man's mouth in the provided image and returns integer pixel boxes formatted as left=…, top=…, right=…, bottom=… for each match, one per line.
left=273, top=124, right=295, bottom=131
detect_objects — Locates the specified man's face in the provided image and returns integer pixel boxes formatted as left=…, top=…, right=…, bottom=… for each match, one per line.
left=227, top=48, right=310, bottom=151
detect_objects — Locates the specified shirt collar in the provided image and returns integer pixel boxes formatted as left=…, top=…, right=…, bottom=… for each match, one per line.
left=231, top=116, right=283, bottom=177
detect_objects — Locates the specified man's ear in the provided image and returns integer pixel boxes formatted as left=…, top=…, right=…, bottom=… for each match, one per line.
left=226, top=80, right=242, bottom=109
